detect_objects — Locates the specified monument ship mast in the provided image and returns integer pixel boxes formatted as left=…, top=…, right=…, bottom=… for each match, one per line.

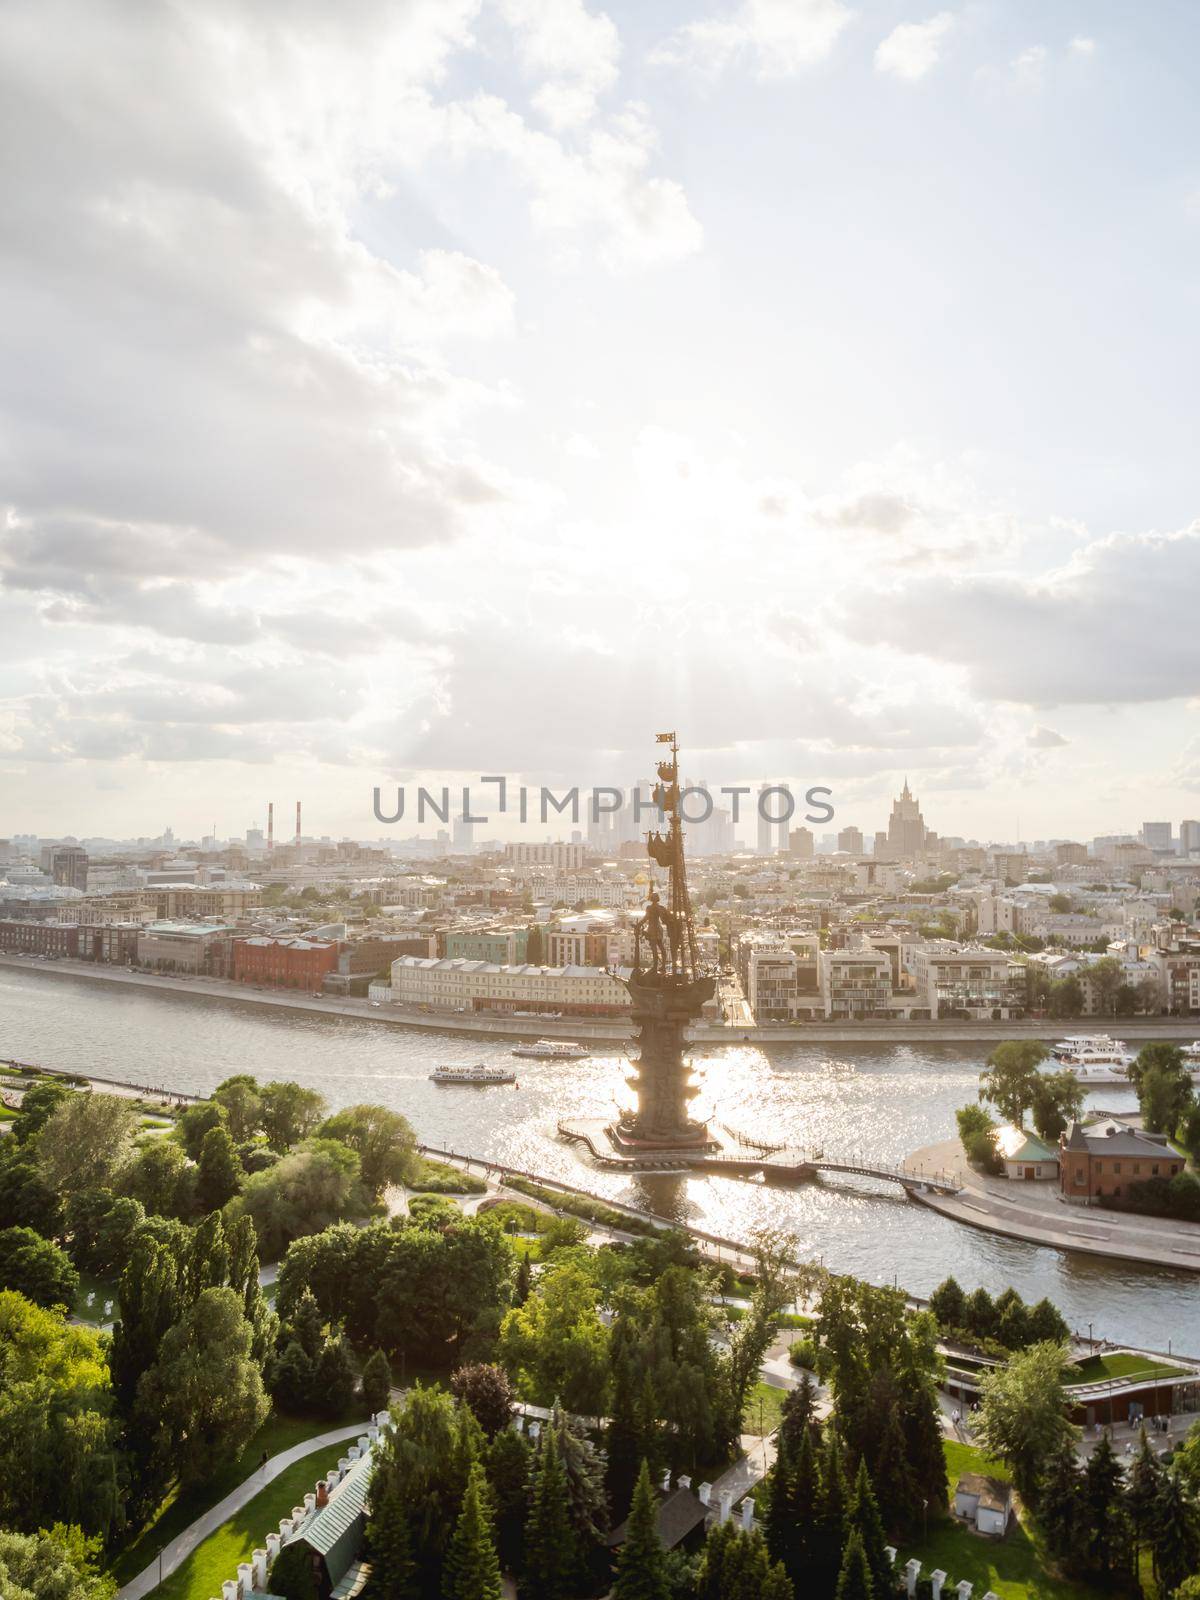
left=612, top=731, right=716, bottom=1152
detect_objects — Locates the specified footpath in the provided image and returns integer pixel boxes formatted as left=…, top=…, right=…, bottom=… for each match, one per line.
left=117, top=1423, right=368, bottom=1600
left=904, top=1138, right=1200, bottom=1274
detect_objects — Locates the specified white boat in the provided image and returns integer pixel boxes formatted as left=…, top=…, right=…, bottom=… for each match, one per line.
left=429, top=1062, right=517, bottom=1086
left=511, top=1039, right=590, bottom=1060
left=1050, top=1034, right=1132, bottom=1065
left=1182, top=1041, right=1200, bottom=1060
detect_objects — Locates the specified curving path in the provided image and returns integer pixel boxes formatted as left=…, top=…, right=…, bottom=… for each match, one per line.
left=117, top=1421, right=369, bottom=1600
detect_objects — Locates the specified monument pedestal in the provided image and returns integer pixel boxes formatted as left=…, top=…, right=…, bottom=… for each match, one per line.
left=609, top=971, right=717, bottom=1153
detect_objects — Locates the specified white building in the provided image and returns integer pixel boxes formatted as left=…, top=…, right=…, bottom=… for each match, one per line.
left=908, top=943, right=1025, bottom=1019
left=389, top=955, right=629, bottom=1016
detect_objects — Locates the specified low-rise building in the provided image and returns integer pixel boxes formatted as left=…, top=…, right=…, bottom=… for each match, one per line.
left=909, top=943, right=1025, bottom=1019
left=443, top=926, right=529, bottom=964
left=232, top=935, right=339, bottom=990
left=993, top=1125, right=1059, bottom=1181
left=389, top=955, right=630, bottom=1016
left=136, top=921, right=235, bottom=975
left=1059, top=1118, right=1185, bottom=1205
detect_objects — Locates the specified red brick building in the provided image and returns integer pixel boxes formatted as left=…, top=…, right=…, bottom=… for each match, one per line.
left=232, top=935, right=338, bottom=991
left=1059, top=1118, right=1184, bottom=1204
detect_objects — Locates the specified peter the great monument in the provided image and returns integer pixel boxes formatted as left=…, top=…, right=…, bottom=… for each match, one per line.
left=562, top=732, right=721, bottom=1164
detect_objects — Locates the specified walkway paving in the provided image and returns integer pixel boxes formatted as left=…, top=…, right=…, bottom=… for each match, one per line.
left=117, top=1421, right=368, bottom=1600
left=905, top=1138, right=1200, bottom=1274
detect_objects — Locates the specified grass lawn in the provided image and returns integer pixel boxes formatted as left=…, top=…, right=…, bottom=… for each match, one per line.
left=145, top=1438, right=353, bottom=1600
left=108, top=1408, right=364, bottom=1586
left=907, top=1440, right=1103, bottom=1600
left=1068, top=1352, right=1188, bottom=1384
left=73, top=1270, right=118, bottom=1324
left=742, top=1381, right=788, bottom=1437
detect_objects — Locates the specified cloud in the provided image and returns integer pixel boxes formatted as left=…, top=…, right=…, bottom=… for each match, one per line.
left=1069, top=36, right=1096, bottom=57
left=1011, top=44, right=1048, bottom=88
left=496, top=0, right=621, bottom=128
left=651, top=0, right=852, bottom=81
left=874, top=12, right=955, bottom=82
left=1027, top=725, right=1068, bottom=748
left=839, top=524, right=1200, bottom=707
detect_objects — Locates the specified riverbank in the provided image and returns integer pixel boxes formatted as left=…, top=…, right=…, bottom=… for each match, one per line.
left=904, top=1137, right=1200, bottom=1274
left=5, top=952, right=1200, bottom=1045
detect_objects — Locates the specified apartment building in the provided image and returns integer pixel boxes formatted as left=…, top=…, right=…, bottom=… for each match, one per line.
left=908, top=943, right=1025, bottom=1019
left=389, top=955, right=630, bottom=1016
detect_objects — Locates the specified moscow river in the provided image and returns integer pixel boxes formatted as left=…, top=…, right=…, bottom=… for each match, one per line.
left=2, top=964, right=1197, bottom=1352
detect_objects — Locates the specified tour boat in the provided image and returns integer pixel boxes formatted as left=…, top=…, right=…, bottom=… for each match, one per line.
left=1050, top=1034, right=1132, bottom=1065
left=429, top=1062, right=517, bottom=1086
left=511, top=1039, right=590, bottom=1061
left=1182, top=1042, right=1200, bottom=1060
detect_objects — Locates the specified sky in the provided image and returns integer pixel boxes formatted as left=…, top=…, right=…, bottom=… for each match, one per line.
left=2, top=0, right=1200, bottom=845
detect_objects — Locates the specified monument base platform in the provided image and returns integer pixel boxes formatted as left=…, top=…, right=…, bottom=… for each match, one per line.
left=558, top=1116, right=728, bottom=1168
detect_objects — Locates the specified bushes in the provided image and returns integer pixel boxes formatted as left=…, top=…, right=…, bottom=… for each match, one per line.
left=502, top=1177, right=659, bottom=1237
left=955, top=1105, right=1004, bottom=1175
left=1100, top=1171, right=1200, bottom=1222
left=927, top=1277, right=1069, bottom=1353
left=410, top=1158, right=487, bottom=1195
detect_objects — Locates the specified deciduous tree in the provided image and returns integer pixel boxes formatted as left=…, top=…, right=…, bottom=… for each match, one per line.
left=37, top=1093, right=137, bottom=1196
left=974, top=1342, right=1077, bottom=1504
left=0, top=1226, right=79, bottom=1309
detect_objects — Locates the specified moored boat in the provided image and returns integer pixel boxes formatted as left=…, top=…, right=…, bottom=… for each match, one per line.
left=511, top=1039, right=590, bottom=1060
left=429, top=1062, right=517, bottom=1086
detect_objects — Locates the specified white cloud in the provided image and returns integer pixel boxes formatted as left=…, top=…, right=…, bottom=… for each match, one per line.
left=1011, top=44, right=1048, bottom=88
left=1027, top=726, right=1068, bottom=749
left=495, top=0, right=621, bottom=128
left=874, top=12, right=955, bottom=82
left=1069, top=36, right=1096, bottom=57
left=839, top=523, right=1200, bottom=707
left=651, top=0, right=852, bottom=81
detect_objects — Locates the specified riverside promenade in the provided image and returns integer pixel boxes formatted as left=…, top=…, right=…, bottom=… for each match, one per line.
left=904, top=1136, right=1200, bottom=1274
left=7, top=952, right=1200, bottom=1046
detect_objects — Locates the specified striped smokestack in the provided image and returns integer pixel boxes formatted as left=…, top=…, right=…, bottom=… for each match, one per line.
left=295, top=801, right=301, bottom=845
left=267, top=802, right=274, bottom=851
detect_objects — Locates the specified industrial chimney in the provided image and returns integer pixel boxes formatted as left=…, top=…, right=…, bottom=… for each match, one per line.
left=295, top=801, right=301, bottom=846
left=267, top=802, right=274, bottom=851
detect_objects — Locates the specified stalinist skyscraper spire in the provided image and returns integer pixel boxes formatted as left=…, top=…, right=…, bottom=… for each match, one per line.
left=886, top=776, right=928, bottom=856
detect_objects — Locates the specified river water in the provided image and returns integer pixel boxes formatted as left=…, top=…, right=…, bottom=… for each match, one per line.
left=2, top=965, right=1196, bottom=1352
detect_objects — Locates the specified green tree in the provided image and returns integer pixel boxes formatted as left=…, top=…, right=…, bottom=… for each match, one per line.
left=974, top=1342, right=1077, bottom=1503
left=265, top=1541, right=321, bottom=1600
left=177, top=1101, right=227, bottom=1160
left=816, top=1430, right=850, bottom=1588
left=1140, top=1059, right=1194, bottom=1135
left=450, top=1362, right=516, bottom=1439
left=211, top=1075, right=263, bottom=1142
left=235, top=1141, right=367, bottom=1257
left=1030, top=1070, right=1086, bottom=1142
left=499, top=1261, right=609, bottom=1415
left=11, top=1079, right=72, bottom=1144
left=834, top=1528, right=874, bottom=1600
left=1150, top=1468, right=1200, bottom=1596
left=955, top=1104, right=1000, bottom=1172
left=1081, top=1431, right=1129, bottom=1582
left=361, top=1348, right=392, bottom=1414
left=765, top=1408, right=820, bottom=1587
left=259, top=1081, right=327, bottom=1151
left=270, top=1341, right=316, bottom=1412
left=319, top=1103, right=418, bottom=1195
left=1124, top=1428, right=1165, bottom=1570
left=0, top=1152, right=62, bottom=1236
left=197, top=1124, right=243, bottom=1212
left=110, top=1236, right=181, bottom=1411
left=443, top=1459, right=502, bottom=1600
left=135, top=1286, right=269, bottom=1485
left=613, top=1459, right=670, bottom=1600
left=0, top=1524, right=115, bottom=1600
left=523, top=1426, right=576, bottom=1600
left=368, top=1385, right=462, bottom=1593
left=0, top=1292, right=121, bottom=1539
left=1090, top=956, right=1124, bottom=1017
left=525, top=925, right=545, bottom=964
left=0, top=1226, right=79, bottom=1309
left=365, top=1473, right=417, bottom=1600
left=1037, top=1436, right=1083, bottom=1566
left=315, top=1334, right=357, bottom=1417
left=37, top=1093, right=137, bottom=1196
left=119, top=1139, right=194, bottom=1219
left=1027, top=1297, right=1070, bottom=1344
left=979, top=1040, right=1047, bottom=1126
left=927, top=1277, right=966, bottom=1330
left=847, top=1459, right=890, bottom=1595
left=1048, top=974, right=1084, bottom=1019
left=486, top=1427, right=532, bottom=1574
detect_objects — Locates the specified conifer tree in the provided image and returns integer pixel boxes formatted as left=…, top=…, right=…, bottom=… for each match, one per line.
left=290, top=1287, right=325, bottom=1361
left=196, top=1124, right=242, bottom=1213
left=1038, top=1436, right=1083, bottom=1567
left=443, top=1460, right=502, bottom=1600
left=695, top=1520, right=737, bottom=1600
left=485, top=1426, right=531, bottom=1574
left=523, top=1426, right=575, bottom=1600
left=1081, top=1432, right=1130, bottom=1583
left=366, top=1475, right=418, bottom=1600
left=847, top=1459, right=891, bottom=1598
left=766, top=1416, right=821, bottom=1585
left=1125, top=1427, right=1165, bottom=1567
left=1151, top=1468, right=1200, bottom=1597
left=817, top=1429, right=850, bottom=1587
left=834, top=1528, right=875, bottom=1600
left=760, top=1561, right=796, bottom=1600
left=315, top=1334, right=356, bottom=1416
left=515, top=1251, right=532, bottom=1306
left=110, top=1237, right=180, bottom=1411
left=612, top=1459, right=670, bottom=1600
left=361, top=1348, right=392, bottom=1415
